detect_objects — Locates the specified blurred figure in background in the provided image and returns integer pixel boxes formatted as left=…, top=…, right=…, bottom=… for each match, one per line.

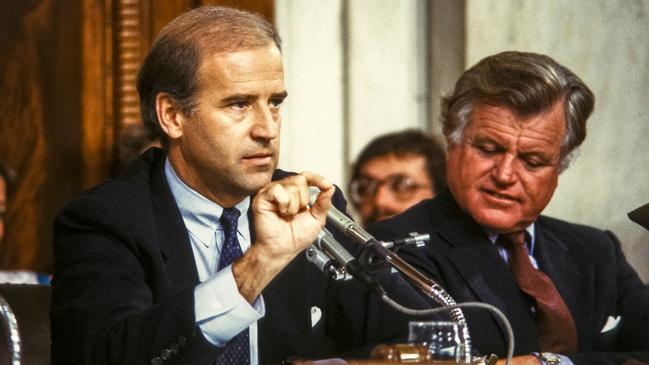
left=348, top=129, right=446, bottom=226
left=0, top=161, right=49, bottom=284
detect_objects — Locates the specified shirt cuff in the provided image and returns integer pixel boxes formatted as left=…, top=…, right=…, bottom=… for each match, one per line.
left=194, top=264, right=265, bottom=346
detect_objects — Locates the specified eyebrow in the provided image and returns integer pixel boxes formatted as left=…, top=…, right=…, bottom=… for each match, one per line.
left=220, top=90, right=288, bottom=104
left=271, top=90, right=289, bottom=101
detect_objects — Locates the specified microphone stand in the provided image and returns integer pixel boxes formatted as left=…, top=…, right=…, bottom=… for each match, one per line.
left=367, top=241, right=473, bottom=364
left=0, top=293, right=21, bottom=365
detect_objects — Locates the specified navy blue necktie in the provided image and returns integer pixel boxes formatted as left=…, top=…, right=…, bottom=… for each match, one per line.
left=214, top=207, right=251, bottom=365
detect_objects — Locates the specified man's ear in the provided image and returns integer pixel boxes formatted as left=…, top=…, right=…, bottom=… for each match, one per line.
left=156, top=92, right=185, bottom=140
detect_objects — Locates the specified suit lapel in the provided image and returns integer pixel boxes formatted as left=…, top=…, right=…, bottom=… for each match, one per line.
left=534, top=221, right=591, bottom=341
left=436, top=191, right=517, bottom=309
left=434, top=190, right=539, bottom=350
left=149, top=151, right=200, bottom=294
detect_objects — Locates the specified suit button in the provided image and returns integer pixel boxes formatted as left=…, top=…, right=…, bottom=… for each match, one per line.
left=150, top=357, right=163, bottom=365
left=160, top=349, right=172, bottom=360
left=170, top=342, right=180, bottom=354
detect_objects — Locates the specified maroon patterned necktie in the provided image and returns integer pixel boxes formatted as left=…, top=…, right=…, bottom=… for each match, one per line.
left=214, top=207, right=250, bottom=365
left=498, top=231, right=577, bottom=353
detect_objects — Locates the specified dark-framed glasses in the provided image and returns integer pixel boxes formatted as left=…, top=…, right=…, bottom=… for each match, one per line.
left=350, top=174, right=429, bottom=204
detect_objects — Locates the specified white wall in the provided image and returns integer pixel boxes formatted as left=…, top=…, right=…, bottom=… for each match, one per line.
left=275, top=0, right=428, bottom=189
left=275, top=1, right=346, bottom=185
left=466, top=0, right=649, bottom=280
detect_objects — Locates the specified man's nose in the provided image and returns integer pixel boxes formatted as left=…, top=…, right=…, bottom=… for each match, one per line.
left=492, top=154, right=517, bottom=184
left=251, top=105, right=279, bottom=140
left=372, top=183, right=398, bottom=211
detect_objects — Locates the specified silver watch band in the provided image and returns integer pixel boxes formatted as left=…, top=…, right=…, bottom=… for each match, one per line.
left=532, top=352, right=562, bottom=365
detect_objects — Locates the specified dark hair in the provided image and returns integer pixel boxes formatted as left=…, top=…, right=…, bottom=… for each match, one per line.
left=136, top=6, right=282, bottom=145
left=349, top=129, right=446, bottom=199
left=441, top=51, right=594, bottom=171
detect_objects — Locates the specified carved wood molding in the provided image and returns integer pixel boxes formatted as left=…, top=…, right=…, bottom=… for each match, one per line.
left=81, top=0, right=113, bottom=186
left=113, top=0, right=153, bottom=173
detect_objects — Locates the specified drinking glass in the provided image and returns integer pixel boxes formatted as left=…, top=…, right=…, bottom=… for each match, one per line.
left=408, top=321, right=469, bottom=364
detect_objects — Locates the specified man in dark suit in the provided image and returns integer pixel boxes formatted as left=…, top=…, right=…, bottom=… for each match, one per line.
left=370, top=51, right=649, bottom=365
left=51, top=6, right=378, bottom=364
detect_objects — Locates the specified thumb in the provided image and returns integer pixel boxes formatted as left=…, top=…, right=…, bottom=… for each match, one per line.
left=309, top=184, right=335, bottom=222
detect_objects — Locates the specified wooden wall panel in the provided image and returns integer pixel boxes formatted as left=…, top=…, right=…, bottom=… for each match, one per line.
left=0, top=0, right=50, bottom=270
left=82, top=0, right=114, bottom=186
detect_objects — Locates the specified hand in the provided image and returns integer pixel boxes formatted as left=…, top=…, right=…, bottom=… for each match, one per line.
left=251, top=171, right=334, bottom=263
left=232, top=172, right=335, bottom=302
left=496, top=355, right=542, bottom=365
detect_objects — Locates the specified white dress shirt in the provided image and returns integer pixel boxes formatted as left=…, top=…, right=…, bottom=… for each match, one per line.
left=165, top=159, right=264, bottom=364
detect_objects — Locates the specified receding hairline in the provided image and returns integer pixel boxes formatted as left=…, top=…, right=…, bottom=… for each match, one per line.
left=155, top=6, right=281, bottom=55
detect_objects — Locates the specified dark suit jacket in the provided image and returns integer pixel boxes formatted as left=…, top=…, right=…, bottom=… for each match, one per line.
left=369, top=188, right=649, bottom=365
left=51, top=148, right=378, bottom=365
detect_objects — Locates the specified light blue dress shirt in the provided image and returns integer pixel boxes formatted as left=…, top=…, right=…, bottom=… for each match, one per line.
left=165, top=159, right=265, bottom=364
left=488, top=224, right=538, bottom=269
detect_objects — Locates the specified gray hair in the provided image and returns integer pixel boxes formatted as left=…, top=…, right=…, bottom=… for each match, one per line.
left=441, top=51, right=594, bottom=171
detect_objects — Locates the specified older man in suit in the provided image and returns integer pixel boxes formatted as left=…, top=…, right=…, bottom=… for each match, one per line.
left=370, top=51, right=649, bottom=365
left=51, top=6, right=386, bottom=364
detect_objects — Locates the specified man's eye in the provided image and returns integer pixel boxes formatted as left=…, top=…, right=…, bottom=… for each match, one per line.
left=476, top=144, right=498, bottom=154
left=230, top=101, right=248, bottom=110
left=270, top=98, right=284, bottom=108
left=523, top=157, right=544, bottom=169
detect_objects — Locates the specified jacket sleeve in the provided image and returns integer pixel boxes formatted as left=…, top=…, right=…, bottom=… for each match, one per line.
left=51, top=193, right=222, bottom=365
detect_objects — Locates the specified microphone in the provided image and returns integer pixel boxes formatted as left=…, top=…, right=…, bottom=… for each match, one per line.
left=315, top=227, right=356, bottom=268
left=308, top=228, right=385, bottom=296
left=309, top=188, right=380, bottom=248
left=308, top=189, right=385, bottom=296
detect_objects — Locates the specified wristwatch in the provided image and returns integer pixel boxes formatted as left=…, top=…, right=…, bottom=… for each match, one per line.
left=533, top=352, right=562, bottom=365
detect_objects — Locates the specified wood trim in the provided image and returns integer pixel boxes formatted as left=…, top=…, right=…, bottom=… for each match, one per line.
left=113, top=0, right=152, bottom=173
left=81, top=0, right=114, bottom=187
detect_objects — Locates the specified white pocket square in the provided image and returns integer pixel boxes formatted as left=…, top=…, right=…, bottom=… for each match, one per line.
left=311, top=306, right=322, bottom=327
left=600, top=315, right=621, bottom=333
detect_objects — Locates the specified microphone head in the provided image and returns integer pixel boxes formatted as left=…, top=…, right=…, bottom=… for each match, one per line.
left=308, top=186, right=321, bottom=206
left=309, top=186, right=351, bottom=230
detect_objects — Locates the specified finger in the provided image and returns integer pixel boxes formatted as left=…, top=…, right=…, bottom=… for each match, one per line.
left=282, top=183, right=302, bottom=216
left=298, top=171, right=335, bottom=215
left=274, top=174, right=309, bottom=215
left=291, top=173, right=311, bottom=209
left=299, top=171, right=334, bottom=192
left=266, top=183, right=290, bottom=214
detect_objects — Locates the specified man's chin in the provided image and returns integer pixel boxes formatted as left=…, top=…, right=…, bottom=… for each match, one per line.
left=472, top=210, right=530, bottom=233
left=243, top=171, right=274, bottom=193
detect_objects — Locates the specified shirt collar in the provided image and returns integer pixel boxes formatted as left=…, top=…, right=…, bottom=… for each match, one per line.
left=486, top=223, right=537, bottom=253
left=164, top=159, right=250, bottom=246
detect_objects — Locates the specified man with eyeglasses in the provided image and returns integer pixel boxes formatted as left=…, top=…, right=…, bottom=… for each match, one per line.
left=348, top=129, right=446, bottom=226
